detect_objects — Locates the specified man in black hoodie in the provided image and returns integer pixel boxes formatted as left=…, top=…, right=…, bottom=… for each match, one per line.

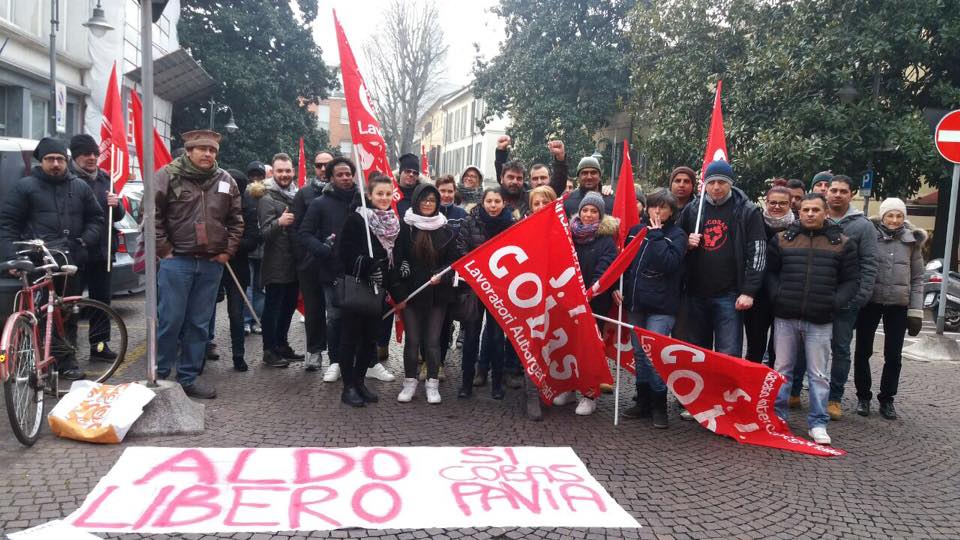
left=0, top=137, right=104, bottom=380
left=68, top=134, right=126, bottom=362
left=395, top=153, right=421, bottom=217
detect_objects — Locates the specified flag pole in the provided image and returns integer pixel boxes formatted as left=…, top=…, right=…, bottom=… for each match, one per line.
left=614, top=275, right=624, bottom=426
left=224, top=261, right=260, bottom=327
left=381, top=266, right=453, bottom=319
left=106, top=205, right=113, bottom=272
left=355, top=170, right=378, bottom=294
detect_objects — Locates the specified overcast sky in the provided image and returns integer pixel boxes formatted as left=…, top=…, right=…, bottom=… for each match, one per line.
left=313, top=0, right=504, bottom=92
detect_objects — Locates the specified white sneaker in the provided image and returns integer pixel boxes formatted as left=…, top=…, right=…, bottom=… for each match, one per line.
left=322, top=363, right=341, bottom=382
left=299, top=314, right=305, bottom=323
left=679, top=409, right=694, bottom=421
left=808, top=426, right=832, bottom=445
left=366, top=362, right=396, bottom=382
left=397, top=378, right=418, bottom=402
left=304, top=352, right=321, bottom=372
left=425, top=378, right=441, bottom=404
left=575, top=397, right=597, bottom=416
left=553, top=391, right=577, bottom=406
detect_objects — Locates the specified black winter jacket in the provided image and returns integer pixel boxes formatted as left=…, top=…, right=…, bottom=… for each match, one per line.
left=623, top=221, right=687, bottom=316
left=338, top=210, right=395, bottom=298
left=563, top=188, right=615, bottom=218
left=0, top=167, right=104, bottom=266
left=69, top=163, right=125, bottom=263
left=575, top=215, right=618, bottom=316
left=291, top=179, right=324, bottom=261
left=765, top=222, right=859, bottom=324
left=298, top=183, right=358, bottom=282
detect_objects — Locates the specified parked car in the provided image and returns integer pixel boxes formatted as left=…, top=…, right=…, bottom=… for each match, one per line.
left=110, top=211, right=145, bottom=295
left=0, top=137, right=38, bottom=200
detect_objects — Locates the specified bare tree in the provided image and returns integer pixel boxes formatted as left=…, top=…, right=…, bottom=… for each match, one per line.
left=363, top=0, right=448, bottom=164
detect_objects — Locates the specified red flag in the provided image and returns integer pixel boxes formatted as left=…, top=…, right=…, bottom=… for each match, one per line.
left=613, top=141, right=639, bottom=249
left=421, top=145, right=430, bottom=176
left=452, top=200, right=612, bottom=401
left=130, top=90, right=173, bottom=173
left=602, top=306, right=635, bottom=374
left=98, top=63, right=130, bottom=192
left=334, top=11, right=401, bottom=214
left=297, top=137, right=307, bottom=187
left=633, top=325, right=844, bottom=456
left=698, top=80, right=729, bottom=191
left=587, top=227, right=647, bottom=299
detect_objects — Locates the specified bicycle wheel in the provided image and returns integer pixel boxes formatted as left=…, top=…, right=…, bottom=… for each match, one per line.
left=3, top=313, right=43, bottom=446
left=43, top=298, right=127, bottom=384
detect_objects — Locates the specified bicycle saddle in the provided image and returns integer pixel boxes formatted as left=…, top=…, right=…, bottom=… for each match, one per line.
left=0, top=259, right=36, bottom=273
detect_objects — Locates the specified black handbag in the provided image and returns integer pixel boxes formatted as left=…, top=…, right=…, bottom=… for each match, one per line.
left=449, top=289, right=481, bottom=322
left=334, top=259, right=385, bottom=317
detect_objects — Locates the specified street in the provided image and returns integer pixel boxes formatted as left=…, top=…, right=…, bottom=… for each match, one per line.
left=1, top=294, right=959, bottom=539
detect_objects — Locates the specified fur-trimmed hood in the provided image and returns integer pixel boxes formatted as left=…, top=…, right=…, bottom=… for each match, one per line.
left=597, top=214, right=619, bottom=237
left=868, top=217, right=928, bottom=245
left=247, top=180, right=267, bottom=199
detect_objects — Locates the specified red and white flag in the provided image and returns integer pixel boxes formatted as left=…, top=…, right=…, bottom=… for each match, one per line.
left=452, top=200, right=613, bottom=401
left=602, top=306, right=636, bottom=374
left=699, top=79, right=729, bottom=190
left=421, top=145, right=430, bottom=177
left=634, top=325, right=845, bottom=456
left=613, top=140, right=639, bottom=249
left=297, top=136, right=307, bottom=188
left=587, top=227, right=646, bottom=300
left=98, top=62, right=130, bottom=193
left=334, top=11, right=401, bottom=214
left=129, top=90, right=172, bottom=173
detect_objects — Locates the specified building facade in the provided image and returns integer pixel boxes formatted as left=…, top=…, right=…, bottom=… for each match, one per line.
left=308, top=91, right=351, bottom=159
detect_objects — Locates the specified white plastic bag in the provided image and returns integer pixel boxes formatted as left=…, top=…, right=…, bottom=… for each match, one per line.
left=48, top=380, right=155, bottom=444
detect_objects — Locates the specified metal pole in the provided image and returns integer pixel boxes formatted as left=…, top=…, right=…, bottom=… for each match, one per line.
left=863, top=158, right=873, bottom=216
left=47, top=0, right=58, bottom=136
left=937, top=163, right=960, bottom=335
left=141, top=0, right=159, bottom=386
left=208, top=97, right=215, bottom=130
left=613, top=275, right=624, bottom=427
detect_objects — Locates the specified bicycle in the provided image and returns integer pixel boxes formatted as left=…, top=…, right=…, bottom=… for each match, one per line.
left=0, top=240, right=128, bottom=446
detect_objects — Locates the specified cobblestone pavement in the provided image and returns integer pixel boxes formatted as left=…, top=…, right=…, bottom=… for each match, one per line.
left=1, top=295, right=959, bottom=539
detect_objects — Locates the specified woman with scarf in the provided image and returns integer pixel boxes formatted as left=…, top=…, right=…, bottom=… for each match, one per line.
left=619, top=189, right=687, bottom=428
left=458, top=166, right=485, bottom=209
left=552, top=192, right=618, bottom=416
left=458, top=187, right=515, bottom=398
left=336, top=174, right=400, bottom=407
left=853, top=198, right=925, bottom=420
left=393, top=184, right=461, bottom=404
left=744, top=186, right=796, bottom=365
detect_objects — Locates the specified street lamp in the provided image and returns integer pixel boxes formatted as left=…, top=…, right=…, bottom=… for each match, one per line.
left=208, top=98, right=239, bottom=133
left=49, top=0, right=115, bottom=135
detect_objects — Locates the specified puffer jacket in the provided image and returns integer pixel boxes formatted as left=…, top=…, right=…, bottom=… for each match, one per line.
left=291, top=178, right=324, bottom=260
left=297, top=182, right=359, bottom=283
left=0, top=166, right=104, bottom=265
left=574, top=215, right=618, bottom=316
left=766, top=221, right=859, bottom=324
left=623, top=220, right=687, bottom=316
left=69, top=162, right=126, bottom=263
left=250, top=178, right=298, bottom=286
left=868, top=217, right=926, bottom=314
left=831, top=206, right=879, bottom=307
left=155, top=158, right=243, bottom=258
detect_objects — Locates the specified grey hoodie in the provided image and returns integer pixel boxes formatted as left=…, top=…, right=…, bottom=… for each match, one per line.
left=830, top=205, right=879, bottom=307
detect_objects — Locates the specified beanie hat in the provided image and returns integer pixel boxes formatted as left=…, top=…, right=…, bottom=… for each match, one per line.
left=398, top=153, right=420, bottom=174
left=703, top=160, right=735, bottom=185
left=578, top=191, right=606, bottom=219
left=246, top=160, right=266, bottom=177
left=577, top=156, right=602, bottom=175
left=879, top=197, right=907, bottom=220
left=33, top=137, right=69, bottom=161
left=69, top=134, right=99, bottom=157
left=810, top=170, right=833, bottom=190
left=669, top=166, right=696, bottom=182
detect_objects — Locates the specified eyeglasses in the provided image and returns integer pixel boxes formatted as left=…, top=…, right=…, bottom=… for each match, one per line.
left=315, top=162, right=328, bottom=167
left=42, top=156, right=67, bottom=163
left=767, top=201, right=790, bottom=208
left=402, top=169, right=418, bottom=176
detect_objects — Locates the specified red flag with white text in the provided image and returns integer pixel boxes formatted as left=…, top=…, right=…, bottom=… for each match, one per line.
left=98, top=63, right=130, bottom=192
left=588, top=228, right=647, bottom=300
left=130, top=90, right=172, bottom=173
left=451, top=200, right=612, bottom=401
left=421, top=145, right=430, bottom=177
left=334, top=11, right=401, bottom=214
left=698, top=80, right=729, bottom=190
left=297, top=137, right=307, bottom=187
left=633, top=325, right=845, bottom=456
left=613, top=141, right=639, bottom=249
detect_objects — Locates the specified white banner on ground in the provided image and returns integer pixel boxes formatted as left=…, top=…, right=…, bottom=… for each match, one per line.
left=66, top=446, right=639, bottom=533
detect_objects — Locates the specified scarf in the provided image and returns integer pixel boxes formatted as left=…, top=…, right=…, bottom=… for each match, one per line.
left=879, top=223, right=905, bottom=238
left=762, top=208, right=795, bottom=231
left=357, top=206, right=400, bottom=263
left=265, top=177, right=298, bottom=204
left=403, top=208, right=447, bottom=231
left=68, top=161, right=98, bottom=182
left=458, top=185, right=483, bottom=206
left=570, top=215, right=600, bottom=245
left=165, top=155, right=219, bottom=189
left=706, top=189, right=733, bottom=206
left=478, top=206, right=514, bottom=238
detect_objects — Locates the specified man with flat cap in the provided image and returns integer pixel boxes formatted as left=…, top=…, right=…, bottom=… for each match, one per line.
left=0, top=137, right=105, bottom=380
left=68, top=133, right=126, bottom=362
left=155, top=130, right=243, bottom=398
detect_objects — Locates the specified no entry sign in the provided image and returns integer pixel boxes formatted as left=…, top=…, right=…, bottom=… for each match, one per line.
left=935, top=110, right=960, bottom=163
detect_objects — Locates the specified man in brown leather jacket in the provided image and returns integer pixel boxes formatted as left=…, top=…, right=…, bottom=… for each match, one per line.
left=155, top=130, right=243, bottom=398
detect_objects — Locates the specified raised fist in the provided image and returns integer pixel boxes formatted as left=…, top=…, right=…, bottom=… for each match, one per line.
left=547, top=140, right=565, bottom=161
left=497, top=135, right=511, bottom=150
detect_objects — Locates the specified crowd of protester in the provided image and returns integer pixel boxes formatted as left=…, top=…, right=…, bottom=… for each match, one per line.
left=0, top=131, right=929, bottom=447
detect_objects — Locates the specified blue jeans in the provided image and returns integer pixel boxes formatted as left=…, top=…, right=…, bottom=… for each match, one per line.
left=627, top=311, right=675, bottom=393
left=686, top=293, right=743, bottom=357
left=157, top=257, right=223, bottom=386
left=829, top=306, right=859, bottom=402
left=322, top=282, right=342, bottom=364
left=773, top=318, right=832, bottom=429
left=244, top=258, right=265, bottom=326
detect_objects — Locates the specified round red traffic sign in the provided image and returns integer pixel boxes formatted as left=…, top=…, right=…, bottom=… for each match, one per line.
left=935, top=109, right=960, bottom=163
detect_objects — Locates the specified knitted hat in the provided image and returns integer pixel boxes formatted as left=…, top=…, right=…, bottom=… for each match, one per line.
left=33, top=137, right=68, bottom=161
left=669, top=166, right=696, bottom=182
left=398, top=153, right=420, bottom=174
left=578, top=191, right=606, bottom=219
left=69, top=134, right=99, bottom=157
left=810, top=170, right=833, bottom=190
left=245, top=160, right=266, bottom=177
left=181, top=129, right=221, bottom=151
left=703, top=160, right=735, bottom=185
left=577, top=156, right=602, bottom=175
left=879, top=197, right=907, bottom=220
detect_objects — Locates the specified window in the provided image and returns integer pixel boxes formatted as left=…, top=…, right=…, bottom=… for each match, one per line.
left=466, top=145, right=473, bottom=165
left=339, top=140, right=352, bottom=157
left=65, top=102, right=76, bottom=136
left=474, top=143, right=482, bottom=166
left=338, top=107, right=349, bottom=125
left=460, top=107, right=468, bottom=139
left=316, top=104, right=330, bottom=131
left=31, top=97, right=47, bottom=140
left=14, top=0, right=41, bottom=36
left=0, top=86, right=7, bottom=136
left=0, top=0, right=9, bottom=21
